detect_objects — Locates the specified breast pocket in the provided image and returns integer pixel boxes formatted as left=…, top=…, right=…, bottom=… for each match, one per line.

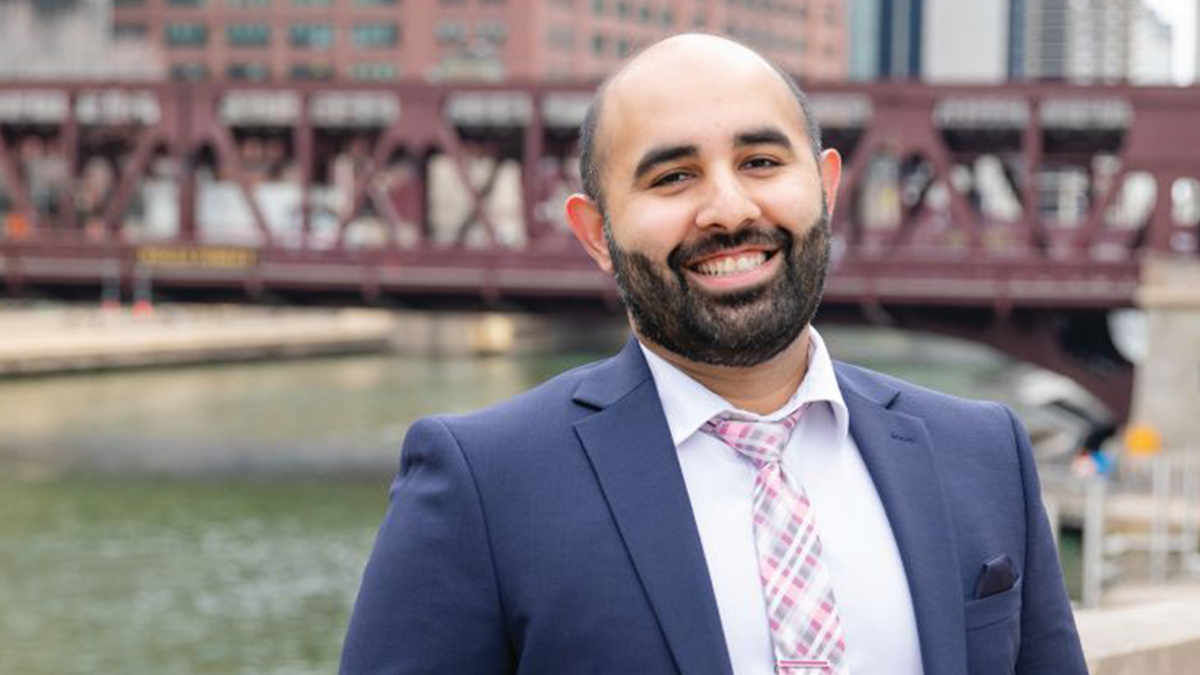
left=964, top=576, right=1022, bottom=675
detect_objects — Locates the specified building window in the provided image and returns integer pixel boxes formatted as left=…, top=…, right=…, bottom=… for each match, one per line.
left=354, top=0, right=398, bottom=4
left=168, top=0, right=205, bottom=6
left=478, top=20, right=507, bottom=46
left=290, top=24, right=334, bottom=48
left=292, top=0, right=333, bottom=6
left=591, top=33, right=605, bottom=56
left=547, top=24, right=573, bottom=49
left=113, top=23, right=148, bottom=41
left=227, top=62, right=270, bottom=80
left=164, top=23, right=208, bottom=47
left=434, top=21, right=464, bottom=46
left=616, top=1, right=628, bottom=17
left=661, top=8, right=674, bottom=26
left=352, top=23, right=400, bottom=48
left=169, top=63, right=209, bottom=80
left=348, top=63, right=400, bottom=80
left=617, top=38, right=631, bottom=57
left=591, top=0, right=603, bottom=16
left=229, top=0, right=270, bottom=6
left=290, top=63, right=333, bottom=80
left=639, top=5, right=650, bottom=22
left=114, top=0, right=145, bottom=7
left=227, top=24, right=271, bottom=47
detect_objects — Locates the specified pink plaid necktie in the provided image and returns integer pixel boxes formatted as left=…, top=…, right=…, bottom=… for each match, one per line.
left=703, top=407, right=849, bottom=674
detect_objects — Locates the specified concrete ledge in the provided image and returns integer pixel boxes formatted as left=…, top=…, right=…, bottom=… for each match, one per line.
left=0, top=307, right=397, bottom=374
left=1137, top=256, right=1200, bottom=308
left=1077, top=601, right=1200, bottom=674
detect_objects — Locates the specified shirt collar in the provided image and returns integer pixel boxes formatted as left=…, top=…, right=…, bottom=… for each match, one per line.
left=639, top=326, right=850, bottom=447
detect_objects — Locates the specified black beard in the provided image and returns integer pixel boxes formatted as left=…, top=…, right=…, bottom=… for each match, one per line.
left=606, top=206, right=831, bottom=368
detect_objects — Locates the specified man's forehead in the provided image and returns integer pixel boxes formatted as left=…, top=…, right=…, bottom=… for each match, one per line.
left=606, top=36, right=786, bottom=114
left=609, top=34, right=769, bottom=88
left=597, top=35, right=804, bottom=153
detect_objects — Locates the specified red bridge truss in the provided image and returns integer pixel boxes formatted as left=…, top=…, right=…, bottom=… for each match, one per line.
left=2, top=80, right=1199, bottom=421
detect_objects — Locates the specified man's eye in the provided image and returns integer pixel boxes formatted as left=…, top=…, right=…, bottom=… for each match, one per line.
left=743, top=157, right=780, bottom=170
left=651, top=171, right=690, bottom=187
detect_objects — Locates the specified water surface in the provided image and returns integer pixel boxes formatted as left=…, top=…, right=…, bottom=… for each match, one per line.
left=0, top=329, right=1045, bottom=675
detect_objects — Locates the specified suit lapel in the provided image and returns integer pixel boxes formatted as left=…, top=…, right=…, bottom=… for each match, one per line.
left=836, top=365, right=968, bottom=675
left=573, top=340, right=734, bottom=675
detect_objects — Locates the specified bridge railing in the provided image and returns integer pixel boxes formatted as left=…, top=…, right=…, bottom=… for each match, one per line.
left=1, top=81, right=1197, bottom=263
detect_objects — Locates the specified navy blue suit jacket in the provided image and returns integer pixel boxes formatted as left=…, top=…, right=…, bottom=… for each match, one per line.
left=341, top=338, right=1088, bottom=674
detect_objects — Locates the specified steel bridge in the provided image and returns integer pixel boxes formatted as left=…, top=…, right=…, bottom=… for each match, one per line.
left=2, top=80, right=1200, bottom=421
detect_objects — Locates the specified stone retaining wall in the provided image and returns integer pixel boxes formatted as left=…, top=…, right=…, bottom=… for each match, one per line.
left=1078, top=601, right=1200, bottom=674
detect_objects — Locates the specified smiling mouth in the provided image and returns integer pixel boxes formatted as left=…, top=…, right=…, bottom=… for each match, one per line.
left=690, top=250, right=775, bottom=277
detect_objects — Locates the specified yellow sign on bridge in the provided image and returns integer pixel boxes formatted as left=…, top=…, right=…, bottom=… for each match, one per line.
left=136, top=246, right=258, bottom=269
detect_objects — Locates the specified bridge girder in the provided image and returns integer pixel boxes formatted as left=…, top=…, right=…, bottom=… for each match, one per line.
left=0, top=80, right=1193, bottom=422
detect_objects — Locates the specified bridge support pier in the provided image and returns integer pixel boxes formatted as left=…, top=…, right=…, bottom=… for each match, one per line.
left=1133, top=257, right=1200, bottom=451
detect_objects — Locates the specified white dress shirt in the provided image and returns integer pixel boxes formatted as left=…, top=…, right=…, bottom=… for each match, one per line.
left=639, top=327, right=924, bottom=675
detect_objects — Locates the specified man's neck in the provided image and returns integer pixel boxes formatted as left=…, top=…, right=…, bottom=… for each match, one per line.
left=639, top=328, right=812, bottom=415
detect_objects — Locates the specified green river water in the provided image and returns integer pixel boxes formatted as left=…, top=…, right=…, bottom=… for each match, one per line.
left=0, top=327, right=1076, bottom=675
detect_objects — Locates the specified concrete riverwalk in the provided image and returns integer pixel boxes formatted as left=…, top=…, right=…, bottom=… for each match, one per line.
left=0, top=304, right=398, bottom=374
left=0, top=303, right=625, bottom=375
left=1079, top=581, right=1200, bottom=673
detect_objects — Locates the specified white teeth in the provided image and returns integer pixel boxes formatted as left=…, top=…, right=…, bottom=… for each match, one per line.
left=696, top=252, right=767, bottom=276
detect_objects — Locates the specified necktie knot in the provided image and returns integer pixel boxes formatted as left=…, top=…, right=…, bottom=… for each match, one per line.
left=703, top=406, right=806, bottom=467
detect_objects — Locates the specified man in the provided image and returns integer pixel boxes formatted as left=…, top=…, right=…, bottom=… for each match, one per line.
left=341, top=34, right=1088, bottom=675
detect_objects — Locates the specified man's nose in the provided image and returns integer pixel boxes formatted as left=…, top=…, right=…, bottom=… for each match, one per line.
left=694, top=169, right=762, bottom=231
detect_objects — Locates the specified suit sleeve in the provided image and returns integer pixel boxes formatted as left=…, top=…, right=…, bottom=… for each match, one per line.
left=340, top=417, right=514, bottom=675
left=1002, top=405, right=1090, bottom=674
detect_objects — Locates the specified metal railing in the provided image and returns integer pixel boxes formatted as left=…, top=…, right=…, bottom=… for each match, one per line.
left=1041, top=448, right=1200, bottom=609
left=1147, top=449, right=1200, bottom=582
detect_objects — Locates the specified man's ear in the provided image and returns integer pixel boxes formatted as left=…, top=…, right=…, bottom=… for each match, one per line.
left=818, top=148, right=843, bottom=217
left=565, top=193, right=614, bottom=274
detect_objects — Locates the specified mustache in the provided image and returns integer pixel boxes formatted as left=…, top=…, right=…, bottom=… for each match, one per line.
left=667, top=227, right=794, bottom=271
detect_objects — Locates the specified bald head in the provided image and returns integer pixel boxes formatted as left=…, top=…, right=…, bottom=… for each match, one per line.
left=579, top=34, right=823, bottom=210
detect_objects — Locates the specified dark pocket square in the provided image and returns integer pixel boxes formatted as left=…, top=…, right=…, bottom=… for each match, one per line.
left=974, top=554, right=1017, bottom=599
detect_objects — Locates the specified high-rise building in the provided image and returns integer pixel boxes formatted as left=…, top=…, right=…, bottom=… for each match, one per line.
left=848, top=0, right=1005, bottom=83
left=1010, top=0, right=1146, bottom=83
left=1010, top=0, right=1068, bottom=80
left=846, top=0, right=879, bottom=80
left=1071, top=0, right=1134, bottom=81
left=851, top=0, right=1171, bottom=85
left=877, top=0, right=923, bottom=78
left=1007, top=0, right=1026, bottom=78
left=922, top=0, right=1007, bottom=82
left=1195, top=0, right=1200, bottom=84
left=103, top=0, right=848, bottom=83
left=0, top=0, right=161, bottom=79
left=1131, top=2, right=1172, bottom=84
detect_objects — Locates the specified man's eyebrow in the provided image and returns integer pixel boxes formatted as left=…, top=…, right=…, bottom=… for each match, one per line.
left=735, top=127, right=794, bottom=150
left=632, top=144, right=698, bottom=182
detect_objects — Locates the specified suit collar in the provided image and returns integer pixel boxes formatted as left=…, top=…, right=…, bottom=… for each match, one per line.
left=833, top=359, right=901, bottom=409
left=640, top=327, right=851, bottom=447
left=572, top=336, right=652, bottom=410
left=836, top=363, right=968, bottom=675
left=572, top=338, right=735, bottom=675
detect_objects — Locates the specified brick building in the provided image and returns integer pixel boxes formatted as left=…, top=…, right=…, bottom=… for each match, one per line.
left=110, top=0, right=847, bottom=82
